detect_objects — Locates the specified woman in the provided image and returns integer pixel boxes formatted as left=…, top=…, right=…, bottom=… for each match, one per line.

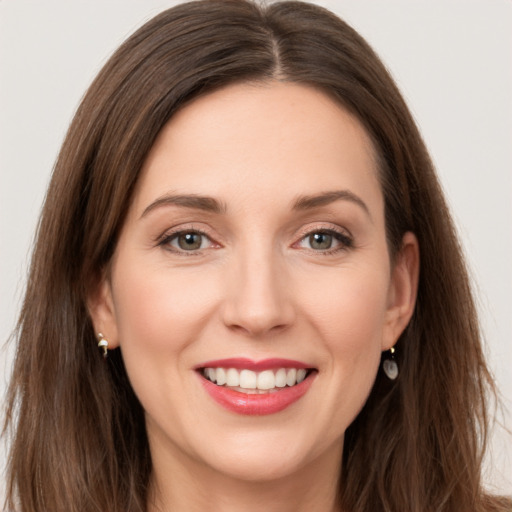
left=3, top=1, right=511, bottom=511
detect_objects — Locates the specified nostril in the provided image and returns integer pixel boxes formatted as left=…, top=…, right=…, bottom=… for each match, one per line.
left=226, top=321, right=290, bottom=338
left=220, top=267, right=296, bottom=336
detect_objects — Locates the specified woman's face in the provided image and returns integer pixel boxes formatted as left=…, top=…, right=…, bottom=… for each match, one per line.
left=91, top=82, right=417, bottom=484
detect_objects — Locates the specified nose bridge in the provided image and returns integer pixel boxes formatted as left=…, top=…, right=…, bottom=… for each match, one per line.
left=222, top=237, right=294, bottom=336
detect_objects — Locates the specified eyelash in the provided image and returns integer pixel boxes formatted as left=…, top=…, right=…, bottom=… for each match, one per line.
left=157, top=227, right=216, bottom=256
left=294, top=227, right=353, bottom=255
left=156, top=226, right=353, bottom=256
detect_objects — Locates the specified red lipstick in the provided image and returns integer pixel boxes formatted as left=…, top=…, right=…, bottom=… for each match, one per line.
left=195, top=357, right=310, bottom=371
left=196, top=358, right=316, bottom=415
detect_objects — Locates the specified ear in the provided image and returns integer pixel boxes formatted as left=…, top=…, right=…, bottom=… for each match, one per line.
left=87, top=273, right=120, bottom=349
left=382, top=231, right=420, bottom=351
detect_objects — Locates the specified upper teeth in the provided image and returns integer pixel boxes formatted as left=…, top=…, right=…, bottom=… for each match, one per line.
left=203, top=367, right=308, bottom=390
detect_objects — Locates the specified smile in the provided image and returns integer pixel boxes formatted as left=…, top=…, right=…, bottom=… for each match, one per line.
left=202, top=367, right=308, bottom=393
left=196, top=358, right=317, bottom=415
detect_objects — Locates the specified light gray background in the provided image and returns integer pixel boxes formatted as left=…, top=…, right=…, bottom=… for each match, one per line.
left=1, top=0, right=511, bottom=500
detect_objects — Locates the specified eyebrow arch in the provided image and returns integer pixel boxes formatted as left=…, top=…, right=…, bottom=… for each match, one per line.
left=140, top=193, right=227, bottom=219
left=292, top=190, right=372, bottom=220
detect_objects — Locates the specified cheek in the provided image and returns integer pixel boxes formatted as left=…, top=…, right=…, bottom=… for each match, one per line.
left=113, top=259, right=212, bottom=337
left=286, top=264, right=389, bottom=443
left=299, top=263, right=388, bottom=413
left=300, top=266, right=390, bottom=354
left=109, top=257, right=221, bottom=385
left=109, top=258, right=226, bottom=438
left=322, top=279, right=386, bottom=399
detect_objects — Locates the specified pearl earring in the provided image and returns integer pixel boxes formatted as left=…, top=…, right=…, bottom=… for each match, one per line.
left=97, top=333, right=109, bottom=359
left=382, top=346, right=398, bottom=380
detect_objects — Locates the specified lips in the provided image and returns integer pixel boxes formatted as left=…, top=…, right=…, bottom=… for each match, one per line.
left=195, top=358, right=317, bottom=415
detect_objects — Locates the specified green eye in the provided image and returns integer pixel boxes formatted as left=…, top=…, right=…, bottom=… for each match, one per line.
left=308, top=232, right=333, bottom=250
left=165, top=231, right=209, bottom=251
left=297, top=229, right=353, bottom=253
left=177, top=233, right=203, bottom=250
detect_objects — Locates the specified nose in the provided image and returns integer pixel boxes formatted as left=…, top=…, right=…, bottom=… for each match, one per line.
left=221, top=244, right=295, bottom=337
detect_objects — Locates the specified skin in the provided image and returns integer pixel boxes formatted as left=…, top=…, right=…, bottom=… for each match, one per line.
left=89, top=81, right=419, bottom=512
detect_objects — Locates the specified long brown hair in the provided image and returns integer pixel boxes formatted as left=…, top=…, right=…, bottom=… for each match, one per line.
left=4, top=1, right=510, bottom=511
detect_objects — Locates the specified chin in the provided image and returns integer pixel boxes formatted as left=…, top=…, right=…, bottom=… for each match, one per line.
left=192, top=426, right=339, bottom=483
left=208, top=448, right=310, bottom=483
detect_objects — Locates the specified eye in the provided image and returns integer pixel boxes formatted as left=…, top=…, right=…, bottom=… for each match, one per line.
left=308, top=232, right=335, bottom=250
left=297, top=229, right=352, bottom=253
left=162, top=230, right=212, bottom=252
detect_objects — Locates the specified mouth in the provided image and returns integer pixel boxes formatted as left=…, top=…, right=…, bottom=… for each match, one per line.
left=196, top=358, right=317, bottom=415
left=201, top=366, right=312, bottom=394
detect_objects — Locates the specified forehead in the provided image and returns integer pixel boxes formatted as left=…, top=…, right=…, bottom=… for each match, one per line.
left=131, top=81, right=382, bottom=217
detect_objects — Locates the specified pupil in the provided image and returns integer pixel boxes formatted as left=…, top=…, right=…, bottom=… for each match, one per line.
left=178, top=233, right=202, bottom=250
left=310, top=232, right=332, bottom=250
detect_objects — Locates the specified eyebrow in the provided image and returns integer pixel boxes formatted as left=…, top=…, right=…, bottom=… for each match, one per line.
left=140, top=193, right=227, bottom=219
left=292, top=190, right=372, bottom=219
left=140, top=189, right=371, bottom=220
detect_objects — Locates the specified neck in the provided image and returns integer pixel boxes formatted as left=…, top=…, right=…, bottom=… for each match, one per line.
left=147, top=439, right=343, bottom=512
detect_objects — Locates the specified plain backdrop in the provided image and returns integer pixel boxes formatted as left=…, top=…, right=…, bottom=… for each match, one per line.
left=1, top=0, right=511, bottom=501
